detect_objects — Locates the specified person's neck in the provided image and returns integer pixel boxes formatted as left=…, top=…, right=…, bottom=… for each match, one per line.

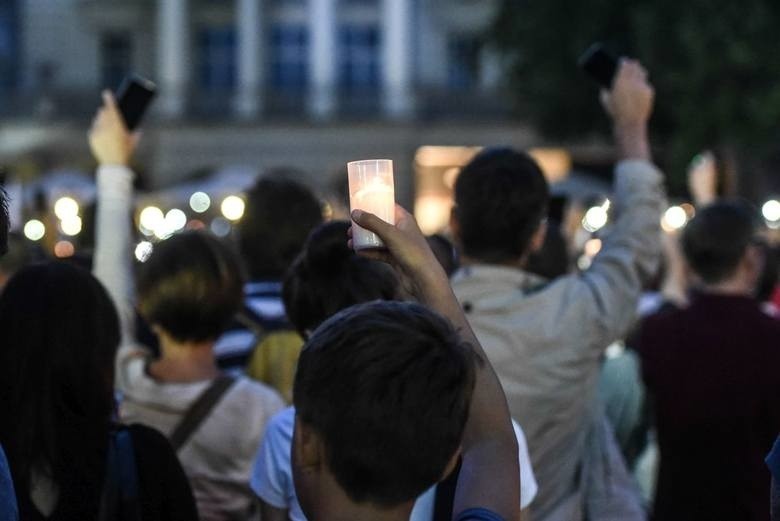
left=314, top=500, right=411, bottom=521
left=459, top=254, right=527, bottom=271
left=149, top=333, right=220, bottom=383
left=306, top=469, right=413, bottom=521
left=698, top=277, right=753, bottom=298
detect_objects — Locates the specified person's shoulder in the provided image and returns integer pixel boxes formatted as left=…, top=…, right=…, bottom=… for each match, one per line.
left=640, top=302, right=689, bottom=331
left=125, top=423, right=174, bottom=453
left=757, top=313, right=780, bottom=353
left=232, top=376, right=286, bottom=410
left=758, top=310, right=780, bottom=332
left=267, top=406, right=296, bottom=435
left=261, top=407, right=296, bottom=449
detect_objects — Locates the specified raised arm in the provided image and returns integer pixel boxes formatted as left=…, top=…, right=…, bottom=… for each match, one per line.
left=90, top=91, right=140, bottom=347
left=578, top=60, right=665, bottom=343
left=352, top=207, right=521, bottom=521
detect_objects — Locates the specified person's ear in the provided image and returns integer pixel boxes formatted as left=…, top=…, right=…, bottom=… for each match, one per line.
left=439, top=447, right=462, bottom=481
left=293, top=416, right=323, bottom=469
left=528, top=220, right=548, bottom=253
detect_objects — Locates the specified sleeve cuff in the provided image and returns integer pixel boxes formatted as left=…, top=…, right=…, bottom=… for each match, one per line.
left=97, top=165, right=135, bottom=198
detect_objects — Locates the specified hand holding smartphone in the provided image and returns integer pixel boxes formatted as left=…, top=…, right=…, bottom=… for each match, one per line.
left=115, top=75, right=157, bottom=130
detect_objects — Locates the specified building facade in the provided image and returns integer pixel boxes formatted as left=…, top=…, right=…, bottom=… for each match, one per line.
left=2, top=0, right=507, bottom=121
left=1, top=0, right=546, bottom=216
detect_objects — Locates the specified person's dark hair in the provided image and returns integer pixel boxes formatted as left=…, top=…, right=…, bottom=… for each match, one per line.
left=137, top=231, right=245, bottom=342
left=526, top=220, right=570, bottom=279
left=283, top=221, right=399, bottom=336
left=293, top=301, right=477, bottom=506
left=682, top=199, right=761, bottom=284
left=0, top=262, right=120, bottom=517
left=0, top=232, right=33, bottom=280
left=756, top=242, right=778, bottom=303
left=238, top=176, right=323, bottom=280
left=0, top=186, right=8, bottom=256
left=454, top=148, right=549, bottom=263
left=426, top=234, right=459, bottom=277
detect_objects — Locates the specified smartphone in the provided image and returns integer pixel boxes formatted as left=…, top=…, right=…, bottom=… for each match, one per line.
left=116, top=75, right=157, bottom=130
left=578, top=43, right=618, bottom=88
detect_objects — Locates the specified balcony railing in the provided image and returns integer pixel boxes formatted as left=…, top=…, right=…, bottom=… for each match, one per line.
left=0, top=85, right=514, bottom=123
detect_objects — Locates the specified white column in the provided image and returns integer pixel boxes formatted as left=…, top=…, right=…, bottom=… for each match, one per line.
left=235, top=0, right=263, bottom=119
left=157, top=0, right=189, bottom=119
left=308, top=0, right=337, bottom=120
left=381, top=0, right=414, bottom=120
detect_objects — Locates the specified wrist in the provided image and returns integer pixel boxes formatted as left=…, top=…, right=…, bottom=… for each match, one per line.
left=613, top=122, right=650, bottom=161
left=98, top=158, right=129, bottom=167
left=411, top=263, right=451, bottom=303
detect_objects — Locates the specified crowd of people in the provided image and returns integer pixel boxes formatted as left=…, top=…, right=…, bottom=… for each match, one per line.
left=0, top=58, right=778, bottom=521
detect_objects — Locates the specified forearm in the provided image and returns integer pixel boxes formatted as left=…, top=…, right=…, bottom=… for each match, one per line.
left=93, top=164, right=136, bottom=346
left=415, top=270, right=520, bottom=518
left=614, top=123, right=650, bottom=162
left=581, top=160, right=664, bottom=339
left=415, top=270, right=508, bottom=428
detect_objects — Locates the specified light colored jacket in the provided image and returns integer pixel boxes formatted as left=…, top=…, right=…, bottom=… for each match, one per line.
left=93, top=165, right=285, bottom=521
left=452, top=160, right=664, bottom=521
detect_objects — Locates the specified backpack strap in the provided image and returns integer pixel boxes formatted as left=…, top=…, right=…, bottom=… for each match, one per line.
left=169, top=375, right=236, bottom=452
left=99, top=428, right=141, bottom=521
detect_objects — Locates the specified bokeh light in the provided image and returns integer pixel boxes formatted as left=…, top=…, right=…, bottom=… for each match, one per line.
left=60, top=215, right=82, bottom=236
left=135, top=241, right=154, bottom=262
left=584, top=238, right=602, bottom=257
left=54, top=240, right=75, bottom=258
left=24, top=219, right=45, bottom=241
left=582, top=206, right=608, bottom=233
left=762, top=199, right=780, bottom=223
left=210, top=217, right=232, bottom=237
left=189, top=192, right=211, bottom=213
left=221, top=195, right=245, bottom=221
left=140, top=206, right=165, bottom=232
left=661, top=206, right=688, bottom=232
left=165, top=208, right=187, bottom=232
left=54, top=196, right=79, bottom=220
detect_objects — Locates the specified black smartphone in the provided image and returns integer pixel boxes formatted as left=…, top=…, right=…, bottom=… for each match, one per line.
left=578, top=43, right=618, bottom=88
left=116, top=75, right=157, bottom=130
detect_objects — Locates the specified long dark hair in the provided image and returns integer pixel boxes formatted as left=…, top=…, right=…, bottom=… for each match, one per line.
left=0, top=261, right=120, bottom=517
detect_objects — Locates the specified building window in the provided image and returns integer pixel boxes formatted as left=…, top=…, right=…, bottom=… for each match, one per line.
left=447, top=36, right=481, bottom=91
left=0, top=0, right=18, bottom=91
left=101, top=33, right=132, bottom=90
left=198, top=27, right=236, bottom=91
left=338, top=25, right=380, bottom=92
left=269, top=25, right=309, bottom=93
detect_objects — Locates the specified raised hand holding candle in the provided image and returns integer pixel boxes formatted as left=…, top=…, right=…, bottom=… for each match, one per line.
left=348, top=159, right=395, bottom=250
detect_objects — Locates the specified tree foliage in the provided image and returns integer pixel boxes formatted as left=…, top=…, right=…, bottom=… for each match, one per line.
left=490, top=0, right=780, bottom=193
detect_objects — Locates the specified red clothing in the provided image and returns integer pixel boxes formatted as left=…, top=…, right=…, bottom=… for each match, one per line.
left=639, top=294, right=780, bottom=521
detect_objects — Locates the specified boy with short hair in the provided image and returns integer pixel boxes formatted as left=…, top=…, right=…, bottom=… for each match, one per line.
left=289, top=205, right=521, bottom=520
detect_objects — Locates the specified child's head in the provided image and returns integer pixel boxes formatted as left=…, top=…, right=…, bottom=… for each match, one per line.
left=283, top=220, right=400, bottom=337
left=292, top=300, right=477, bottom=512
left=137, top=231, right=244, bottom=342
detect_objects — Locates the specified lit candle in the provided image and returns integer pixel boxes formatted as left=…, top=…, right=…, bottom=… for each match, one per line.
left=348, top=159, right=395, bottom=250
